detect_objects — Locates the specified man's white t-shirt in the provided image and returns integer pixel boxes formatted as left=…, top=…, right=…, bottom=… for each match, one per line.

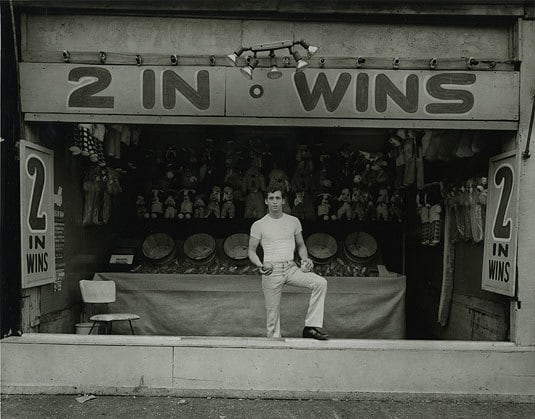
left=250, top=213, right=302, bottom=262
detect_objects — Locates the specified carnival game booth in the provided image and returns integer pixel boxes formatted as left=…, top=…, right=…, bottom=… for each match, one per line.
left=12, top=9, right=520, bottom=345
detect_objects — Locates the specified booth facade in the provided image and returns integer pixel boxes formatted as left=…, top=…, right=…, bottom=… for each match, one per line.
left=2, top=1, right=535, bottom=398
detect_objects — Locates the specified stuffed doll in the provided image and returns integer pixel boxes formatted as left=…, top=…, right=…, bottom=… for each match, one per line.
left=136, top=195, right=148, bottom=218
left=205, top=186, right=222, bottom=218
left=317, top=193, right=335, bottom=221
left=351, top=187, right=366, bottom=221
left=468, top=178, right=484, bottom=243
left=268, top=168, right=292, bottom=214
left=295, top=144, right=314, bottom=172
left=199, top=138, right=216, bottom=190
left=221, top=186, right=235, bottom=219
left=178, top=189, right=194, bottom=219
left=336, top=188, right=352, bottom=221
left=293, top=191, right=306, bottom=220
left=243, top=163, right=266, bottom=219
left=376, top=188, right=389, bottom=222
left=193, top=194, right=206, bottom=219
left=150, top=189, right=164, bottom=219
left=164, top=194, right=178, bottom=219
left=389, top=188, right=403, bottom=222
left=386, top=131, right=406, bottom=188
left=427, top=185, right=443, bottom=246
left=291, top=164, right=315, bottom=221
left=416, top=192, right=430, bottom=245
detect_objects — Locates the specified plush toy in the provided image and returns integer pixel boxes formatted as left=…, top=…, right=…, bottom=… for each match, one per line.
left=291, top=164, right=315, bottom=221
left=178, top=189, right=194, bottom=219
left=295, top=144, right=314, bottom=172
left=336, top=188, right=352, bottom=221
left=427, top=185, right=443, bottom=246
left=317, top=193, right=335, bottom=221
left=150, top=189, right=164, bottom=219
left=293, top=191, right=306, bottom=220
left=389, top=188, right=404, bottom=222
left=221, top=186, right=235, bottom=219
left=199, top=138, right=216, bottom=190
left=164, top=194, right=178, bottom=219
left=268, top=168, right=292, bottom=214
left=136, top=195, right=148, bottom=218
left=243, top=164, right=266, bottom=219
left=351, top=187, right=366, bottom=221
left=193, top=194, right=206, bottom=219
left=376, top=188, right=390, bottom=222
left=416, top=192, right=429, bottom=245
left=205, top=186, right=222, bottom=218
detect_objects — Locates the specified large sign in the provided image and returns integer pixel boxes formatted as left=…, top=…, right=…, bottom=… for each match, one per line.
left=481, top=150, right=519, bottom=297
left=20, top=63, right=518, bottom=121
left=19, top=141, right=56, bottom=288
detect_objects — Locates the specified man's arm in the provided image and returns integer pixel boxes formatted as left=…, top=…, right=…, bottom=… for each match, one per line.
left=295, top=232, right=314, bottom=271
left=248, top=236, right=273, bottom=275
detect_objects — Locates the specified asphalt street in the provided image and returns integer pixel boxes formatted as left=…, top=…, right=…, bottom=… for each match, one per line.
left=1, top=395, right=534, bottom=419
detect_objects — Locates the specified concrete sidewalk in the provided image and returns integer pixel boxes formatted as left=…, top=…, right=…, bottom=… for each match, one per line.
left=1, top=395, right=534, bottom=418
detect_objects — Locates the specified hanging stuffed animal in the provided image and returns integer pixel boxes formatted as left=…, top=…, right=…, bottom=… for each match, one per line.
left=243, top=162, right=266, bottom=219
left=416, top=192, right=430, bottom=245
left=291, top=163, right=315, bottom=221
left=376, top=188, right=390, bottom=222
left=389, top=188, right=404, bottom=222
left=136, top=195, right=148, bottom=219
left=336, top=188, right=352, bottom=221
left=221, top=186, right=235, bottom=219
left=205, top=186, right=222, bottom=218
left=293, top=191, right=306, bottom=220
left=427, top=185, right=443, bottom=246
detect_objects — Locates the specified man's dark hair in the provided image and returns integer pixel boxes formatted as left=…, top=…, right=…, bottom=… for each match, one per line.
left=266, top=184, right=286, bottom=199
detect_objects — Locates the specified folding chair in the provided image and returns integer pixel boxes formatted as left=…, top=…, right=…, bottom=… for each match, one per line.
left=79, top=280, right=140, bottom=335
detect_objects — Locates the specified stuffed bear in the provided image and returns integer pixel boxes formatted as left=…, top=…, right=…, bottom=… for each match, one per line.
left=164, top=194, right=178, bottom=219
left=193, top=194, right=206, bottom=219
left=317, top=193, right=335, bottom=221
left=293, top=191, right=306, bottom=220
left=389, top=188, right=404, bottom=222
left=205, top=186, right=222, bottom=218
left=336, top=188, right=352, bottom=221
left=351, top=187, right=366, bottom=222
left=376, top=188, right=390, bottom=222
left=221, top=186, right=235, bottom=219
left=291, top=164, right=315, bottom=221
left=136, top=195, right=148, bottom=218
left=150, top=189, right=164, bottom=219
left=243, top=163, right=266, bottom=219
left=178, top=189, right=194, bottom=219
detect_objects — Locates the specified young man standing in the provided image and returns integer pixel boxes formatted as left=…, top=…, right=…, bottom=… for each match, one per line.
left=248, top=186, right=329, bottom=340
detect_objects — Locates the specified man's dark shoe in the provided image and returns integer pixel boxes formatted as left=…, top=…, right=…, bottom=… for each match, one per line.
left=302, top=327, right=329, bottom=340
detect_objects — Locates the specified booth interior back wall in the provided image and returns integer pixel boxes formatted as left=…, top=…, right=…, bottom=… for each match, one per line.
left=37, top=124, right=120, bottom=333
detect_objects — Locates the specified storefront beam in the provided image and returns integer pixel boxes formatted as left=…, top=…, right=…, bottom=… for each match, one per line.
left=14, top=1, right=527, bottom=18
left=22, top=51, right=518, bottom=71
left=23, top=113, right=519, bottom=131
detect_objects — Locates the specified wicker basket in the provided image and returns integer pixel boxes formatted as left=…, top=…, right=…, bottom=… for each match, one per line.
left=142, top=233, right=176, bottom=265
left=306, top=233, right=338, bottom=265
left=223, top=233, right=250, bottom=265
left=344, top=232, right=378, bottom=264
left=184, top=233, right=216, bottom=265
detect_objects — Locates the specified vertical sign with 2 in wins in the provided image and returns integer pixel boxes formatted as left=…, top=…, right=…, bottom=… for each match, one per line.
left=482, top=150, right=519, bottom=297
left=20, top=141, right=55, bottom=288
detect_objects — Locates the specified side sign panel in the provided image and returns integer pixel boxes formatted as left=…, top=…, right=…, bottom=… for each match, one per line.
left=481, top=150, right=519, bottom=296
left=20, top=140, right=56, bottom=288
